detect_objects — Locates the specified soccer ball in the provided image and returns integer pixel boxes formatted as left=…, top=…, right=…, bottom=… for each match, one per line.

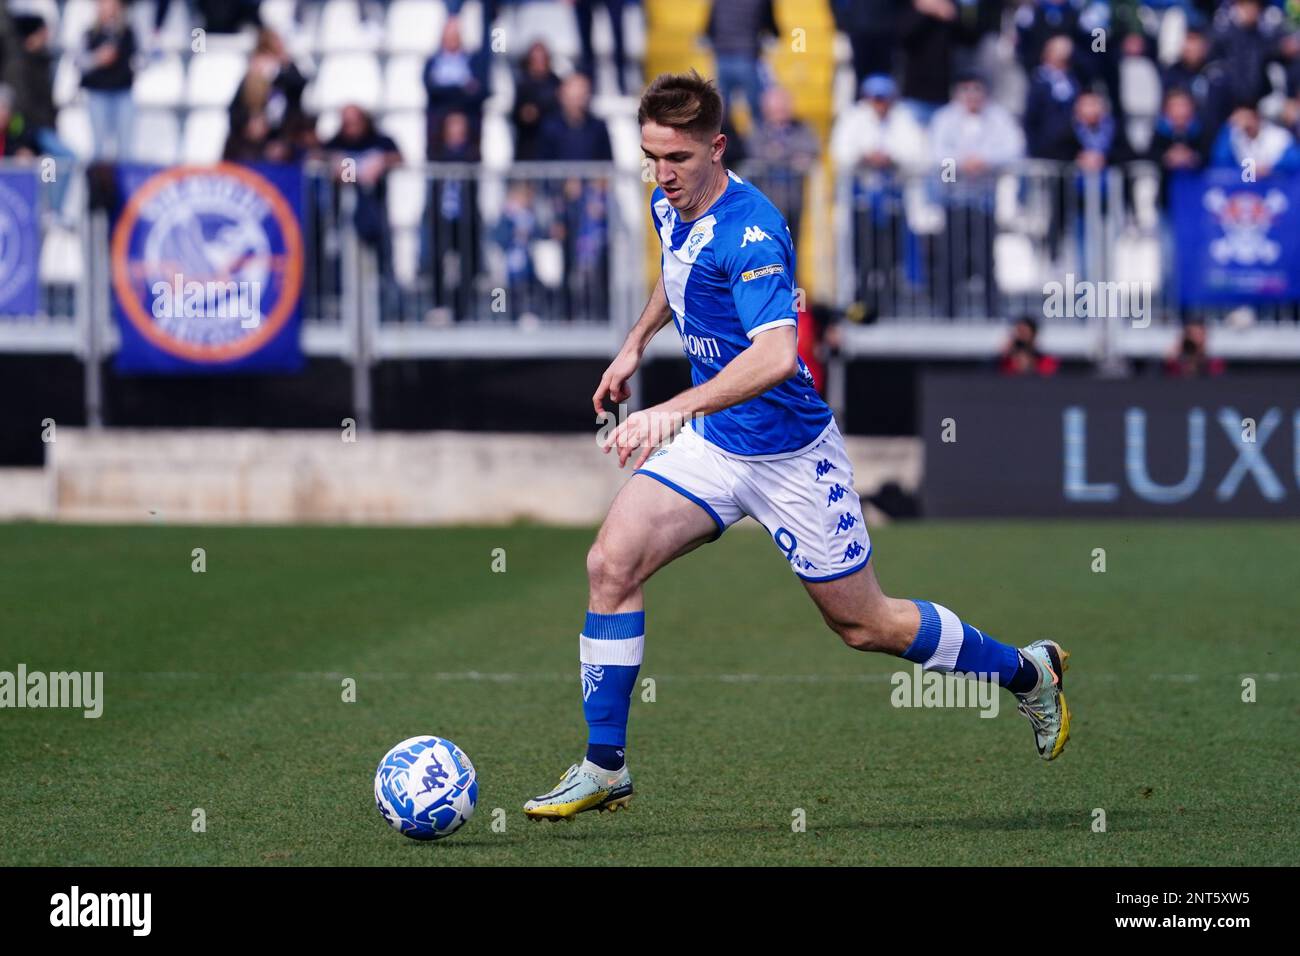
left=374, top=736, right=477, bottom=840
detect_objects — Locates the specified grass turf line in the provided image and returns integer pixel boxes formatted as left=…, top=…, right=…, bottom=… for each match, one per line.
left=0, top=521, right=1296, bottom=866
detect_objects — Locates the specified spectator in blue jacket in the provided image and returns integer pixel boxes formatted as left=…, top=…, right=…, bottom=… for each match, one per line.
left=1209, top=101, right=1300, bottom=175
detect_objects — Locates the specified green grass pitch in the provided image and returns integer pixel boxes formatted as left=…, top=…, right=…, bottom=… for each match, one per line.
left=0, top=520, right=1296, bottom=866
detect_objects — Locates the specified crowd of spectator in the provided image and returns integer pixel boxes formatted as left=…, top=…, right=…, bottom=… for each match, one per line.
left=830, top=0, right=1300, bottom=191
left=2, top=0, right=1298, bottom=340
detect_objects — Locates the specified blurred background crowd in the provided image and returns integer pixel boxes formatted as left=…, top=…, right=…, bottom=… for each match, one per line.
left=3, top=0, right=1297, bottom=374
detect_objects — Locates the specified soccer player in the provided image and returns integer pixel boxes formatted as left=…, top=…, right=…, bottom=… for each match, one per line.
left=523, top=72, right=1070, bottom=820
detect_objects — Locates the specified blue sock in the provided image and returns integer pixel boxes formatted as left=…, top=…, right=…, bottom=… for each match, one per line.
left=902, top=599, right=1035, bottom=692
left=580, top=610, right=644, bottom=769
left=586, top=743, right=626, bottom=771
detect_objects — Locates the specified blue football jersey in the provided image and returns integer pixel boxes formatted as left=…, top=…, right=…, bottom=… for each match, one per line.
left=651, top=170, right=832, bottom=457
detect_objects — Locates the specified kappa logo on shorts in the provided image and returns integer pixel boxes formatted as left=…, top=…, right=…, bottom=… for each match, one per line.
left=826, top=483, right=848, bottom=506
left=842, top=541, right=866, bottom=563
left=834, top=512, right=858, bottom=534
left=815, top=458, right=836, bottom=479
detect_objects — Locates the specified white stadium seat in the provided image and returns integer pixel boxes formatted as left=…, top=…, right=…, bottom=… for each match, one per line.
left=53, top=53, right=82, bottom=109
left=595, top=1, right=644, bottom=58
left=259, top=0, right=300, bottom=38
left=994, top=232, right=1041, bottom=294
left=480, top=111, right=514, bottom=170
left=315, top=110, right=342, bottom=144
left=605, top=114, right=641, bottom=171
left=384, top=54, right=429, bottom=111
left=458, top=0, right=486, bottom=52
left=379, top=110, right=428, bottom=166
left=41, top=224, right=84, bottom=286
left=1120, top=56, right=1162, bottom=122
left=391, top=226, right=422, bottom=287
left=385, top=0, right=447, bottom=56
left=386, top=168, right=429, bottom=230
left=484, top=57, right=514, bottom=115
left=185, top=50, right=248, bottom=109
left=55, top=105, right=94, bottom=161
left=181, top=109, right=230, bottom=165
left=507, top=1, right=580, bottom=61
left=309, top=53, right=384, bottom=112
left=59, top=0, right=97, bottom=52
left=318, top=0, right=380, bottom=53
left=622, top=2, right=646, bottom=59
left=132, top=109, right=181, bottom=165
left=132, top=53, right=185, bottom=109
left=153, top=0, right=196, bottom=52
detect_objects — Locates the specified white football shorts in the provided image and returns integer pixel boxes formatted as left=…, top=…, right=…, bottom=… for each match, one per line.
left=634, top=419, right=872, bottom=582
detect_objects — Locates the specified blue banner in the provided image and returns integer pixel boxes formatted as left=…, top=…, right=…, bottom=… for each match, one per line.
left=1172, top=169, right=1300, bottom=305
left=111, top=162, right=305, bottom=374
left=0, top=169, right=41, bottom=316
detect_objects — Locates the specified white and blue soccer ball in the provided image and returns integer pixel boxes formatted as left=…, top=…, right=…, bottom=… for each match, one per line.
left=374, top=736, right=477, bottom=840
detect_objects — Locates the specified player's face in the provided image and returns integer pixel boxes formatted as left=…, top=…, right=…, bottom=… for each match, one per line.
left=640, top=122, right=724, bottom=212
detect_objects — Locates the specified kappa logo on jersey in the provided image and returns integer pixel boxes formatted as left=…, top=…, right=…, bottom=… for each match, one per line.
left=740, top=263, right=783, bottom=282
left=826, top=482, right=848, bottom=506
left=740, top=225, right=772, bottom=247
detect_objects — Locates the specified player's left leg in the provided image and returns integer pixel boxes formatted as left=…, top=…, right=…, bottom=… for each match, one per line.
left=738, top=420, right=1069, bottom=760
left=802, top=561, right=1071, bottom=760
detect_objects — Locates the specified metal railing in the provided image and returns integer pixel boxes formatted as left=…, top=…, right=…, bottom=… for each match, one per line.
left=833, top=158, right=1300, bottom=329
left=304, top=160, right=641, bottom=330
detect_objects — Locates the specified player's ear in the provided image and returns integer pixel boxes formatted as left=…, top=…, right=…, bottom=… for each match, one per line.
left=712, top=132, right=726, bottom=162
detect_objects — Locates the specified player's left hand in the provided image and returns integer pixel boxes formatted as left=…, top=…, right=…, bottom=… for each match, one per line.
left=600, top=404, right=687, bottom=469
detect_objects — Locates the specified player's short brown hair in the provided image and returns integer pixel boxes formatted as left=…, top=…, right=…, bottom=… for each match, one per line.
left=637, top=70, right=723, bottom=138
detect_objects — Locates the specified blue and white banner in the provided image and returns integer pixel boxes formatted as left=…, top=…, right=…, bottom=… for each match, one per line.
left=1172, top=170, right=1300, bottom=305
left=111, top=162, right=305, bottom=374
left=0, top=169, right=41, bottom=316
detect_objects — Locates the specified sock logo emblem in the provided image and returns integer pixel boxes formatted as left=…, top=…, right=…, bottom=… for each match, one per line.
left=581, top=664, right=605, bottom=701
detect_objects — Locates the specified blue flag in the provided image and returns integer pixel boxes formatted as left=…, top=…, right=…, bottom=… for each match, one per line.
left=111, top=162, right=305, bottom=374
left=1172, top=169, right=1300, bottom=305
left=0, top=169, right=41, bottom=316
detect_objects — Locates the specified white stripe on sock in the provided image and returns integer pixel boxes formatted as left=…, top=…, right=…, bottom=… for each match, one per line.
left=923, top=605, right=963, bottom=672
left=580, top=634, right=644, bottom=667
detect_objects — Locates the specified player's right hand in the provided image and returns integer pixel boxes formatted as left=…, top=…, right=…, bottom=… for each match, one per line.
left=593, top=350, right=639, bottom=416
